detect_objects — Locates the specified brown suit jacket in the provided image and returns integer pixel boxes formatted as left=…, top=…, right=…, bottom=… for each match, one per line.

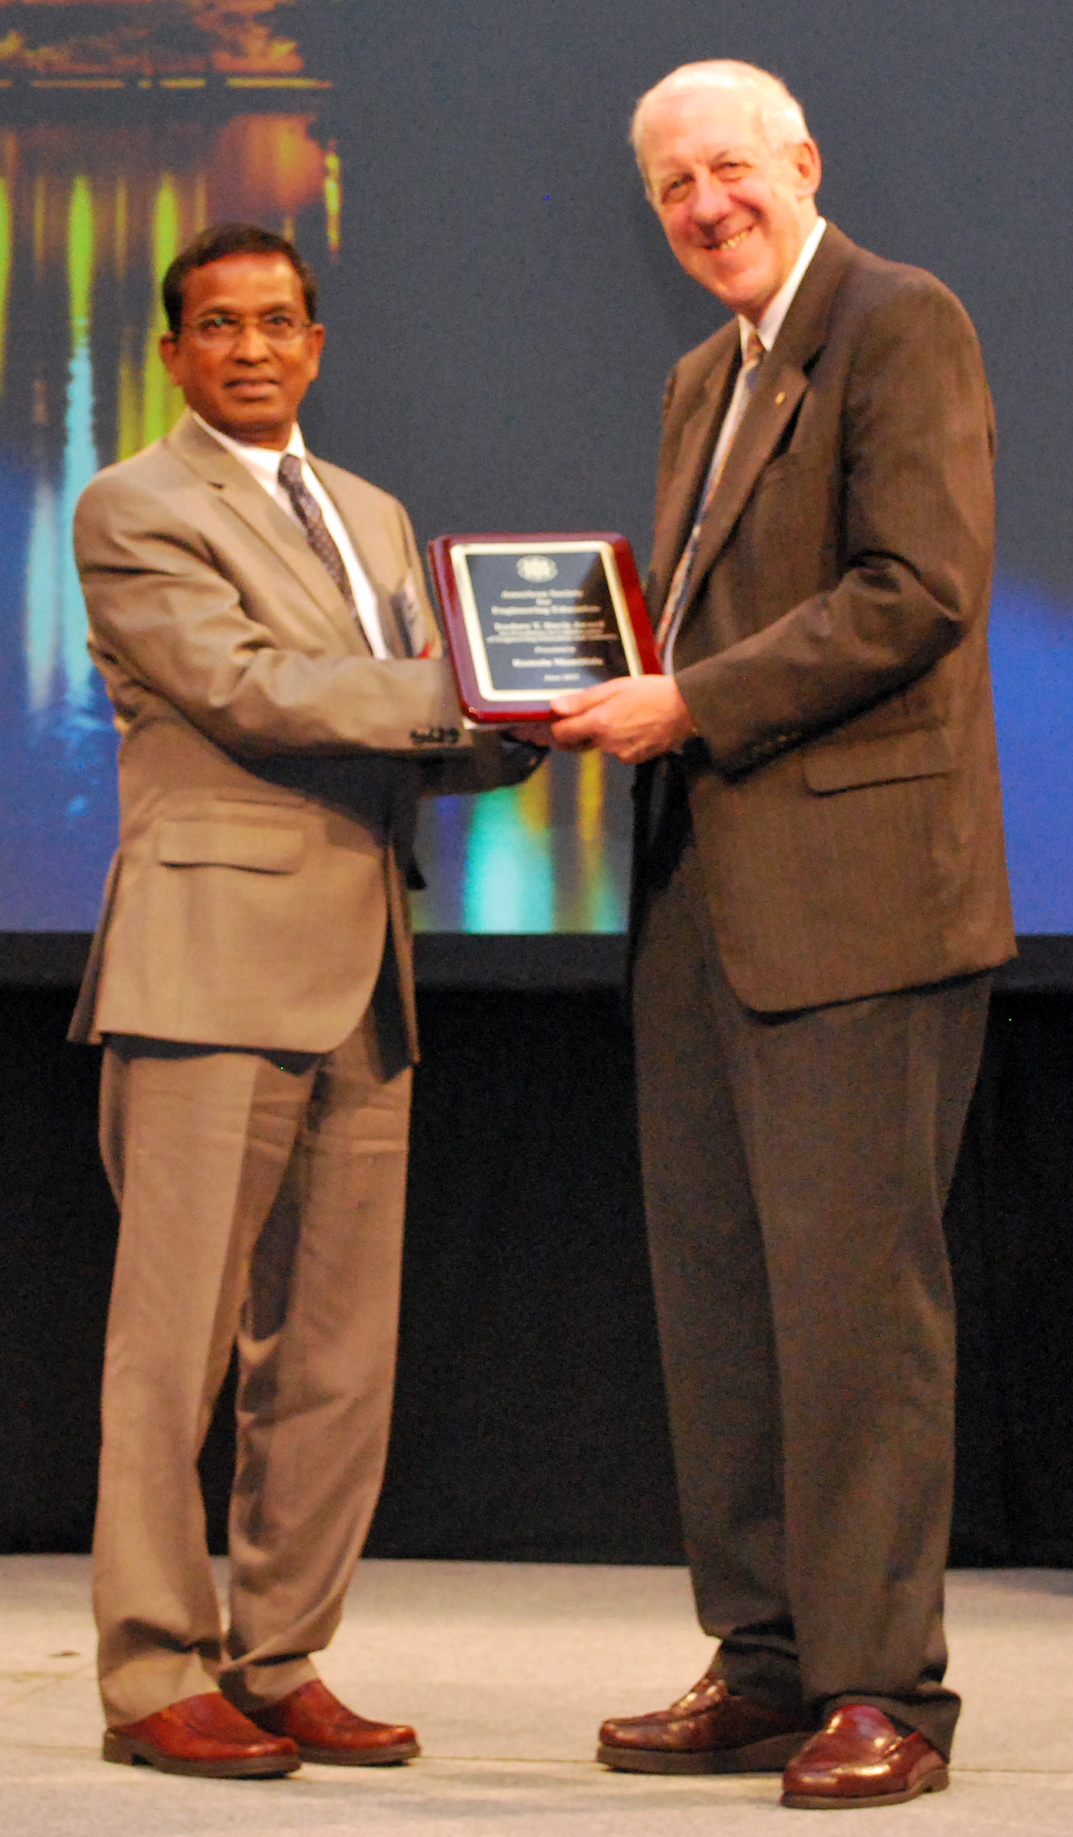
left=648, top=223, right=1014, bottom=1011
left=70, top=410, right=530, bottom=1058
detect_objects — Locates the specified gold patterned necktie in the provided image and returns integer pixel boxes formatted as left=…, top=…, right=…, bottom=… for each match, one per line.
left=655, top=328, right=766, bottom=658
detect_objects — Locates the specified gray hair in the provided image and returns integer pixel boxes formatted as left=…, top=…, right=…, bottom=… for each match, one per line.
left=630, top=61, right=810, bottom=191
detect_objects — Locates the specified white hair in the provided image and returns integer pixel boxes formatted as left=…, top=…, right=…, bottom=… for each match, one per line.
left=630, top=60, right=810, bottom=191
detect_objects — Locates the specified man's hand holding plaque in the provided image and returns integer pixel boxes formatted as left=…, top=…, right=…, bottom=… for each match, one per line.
left=548, top=674, right=697, bottom=763
left=427, top=533, right=662, bottom=726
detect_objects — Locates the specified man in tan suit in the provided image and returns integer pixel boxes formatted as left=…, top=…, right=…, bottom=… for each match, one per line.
left=552, top=63, right=1013, bottom=1809
left=71, top=222, right=539, bottom=1778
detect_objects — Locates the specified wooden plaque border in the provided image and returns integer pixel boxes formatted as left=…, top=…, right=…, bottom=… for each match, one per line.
left=427, top=531, right=661, bottom=724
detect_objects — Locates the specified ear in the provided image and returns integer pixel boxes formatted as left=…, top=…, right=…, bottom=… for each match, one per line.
left=303, top=322, right=326, bottom=382
left=791, top=137, right=822, bottom=201
left=159, top=332, right=181, bottom=382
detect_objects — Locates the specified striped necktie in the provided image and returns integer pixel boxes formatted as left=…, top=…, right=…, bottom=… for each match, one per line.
left=278, top=452, right=358, bottom=613
left=279, top=453, right=414, bottom=656
left=655, top=328, right=766, bottom=659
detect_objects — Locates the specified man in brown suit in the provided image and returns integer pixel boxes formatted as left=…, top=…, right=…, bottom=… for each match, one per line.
left=70, top=223, right=540, bottom=1777
left=551, top=62, right=1013, bottom=1809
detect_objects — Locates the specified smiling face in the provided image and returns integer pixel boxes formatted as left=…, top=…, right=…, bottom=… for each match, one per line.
left=160, top=253, right=325, bottom=449
left=640, top=83, right=821, bottom=324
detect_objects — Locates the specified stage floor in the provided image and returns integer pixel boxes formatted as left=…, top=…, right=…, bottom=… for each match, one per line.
left=1, top=1559, right=1070, bottom=1833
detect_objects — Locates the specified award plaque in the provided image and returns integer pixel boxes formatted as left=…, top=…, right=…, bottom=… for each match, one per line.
left=427, top=532, right=662, bottom=723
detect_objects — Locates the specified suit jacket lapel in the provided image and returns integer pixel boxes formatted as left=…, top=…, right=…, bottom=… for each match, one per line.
left=649, top=332, right=737, bottom=611
left=685, top=359, right=810, bottom=589
left=671, top=224, right=856, bottom=635
left=165, top=412, right=372, bottom=654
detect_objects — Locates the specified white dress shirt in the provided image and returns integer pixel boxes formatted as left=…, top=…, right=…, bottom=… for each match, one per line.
left=709, top=217, right=827, bottom=481
left=192, top=412, right=390, bottom=659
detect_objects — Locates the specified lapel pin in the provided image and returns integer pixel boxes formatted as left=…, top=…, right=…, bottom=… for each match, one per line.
left=775, top=390, right=786, bottom=405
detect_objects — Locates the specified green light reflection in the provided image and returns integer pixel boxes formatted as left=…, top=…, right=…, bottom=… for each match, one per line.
left=463, top=783, right=555, bottom=932
left=60, top=175, right=98, bottom=709
left=0, top=176, right=10, bottom=394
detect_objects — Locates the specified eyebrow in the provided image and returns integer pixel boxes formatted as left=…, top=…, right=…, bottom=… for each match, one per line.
left=651, top=139, right=754, bottom=179
left=190, top=298, right=302, bottom=315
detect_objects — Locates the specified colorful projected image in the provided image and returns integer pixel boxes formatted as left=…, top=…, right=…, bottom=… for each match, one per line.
left=4, top=5, right=1060, bottom=948
left=0, top=0, right=632, bottom=937
left=413, top=750, right=630, bottom=935
left=0, top=1, right=310, bottom=82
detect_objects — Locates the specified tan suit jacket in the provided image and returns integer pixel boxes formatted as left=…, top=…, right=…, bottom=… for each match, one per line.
left=650, top=224, right=1014, bottom=1011
left=69, top=410, right=524, bottom=1057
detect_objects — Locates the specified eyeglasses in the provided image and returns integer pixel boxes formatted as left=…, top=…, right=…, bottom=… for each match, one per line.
left=180, top=312, right=312, bottom=347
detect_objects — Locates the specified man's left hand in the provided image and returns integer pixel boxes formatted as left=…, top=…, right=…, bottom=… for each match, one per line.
left=549, top=676, right=696, bottom=763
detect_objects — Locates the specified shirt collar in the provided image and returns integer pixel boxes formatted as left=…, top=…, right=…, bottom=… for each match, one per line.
left=190, top=410, right=306, bottom=489
left=740, top=216, right=827, bottom=358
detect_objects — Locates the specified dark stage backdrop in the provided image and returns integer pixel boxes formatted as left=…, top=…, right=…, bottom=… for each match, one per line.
left=2, top=984, right=1072, bottom=1568
left=2, top=0, right=1073, bottom=945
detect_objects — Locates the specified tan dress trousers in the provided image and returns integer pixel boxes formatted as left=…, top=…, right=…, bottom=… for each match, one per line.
left=93, top=1012, right=411, bottom=1726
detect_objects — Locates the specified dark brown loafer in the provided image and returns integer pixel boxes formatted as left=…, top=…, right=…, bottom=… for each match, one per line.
left=598, top=1669, right=810, bottom=1774
left=781, top=1704, right=949, bottom=1809
left=248, top=1678, right=420, bottom=1765
left=103, top=1691, right=300, bottom=1777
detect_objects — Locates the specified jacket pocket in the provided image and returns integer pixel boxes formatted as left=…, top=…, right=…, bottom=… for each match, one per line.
left=155, top=819, right=306, bottom=872
left=802, top=725, right=953, bottom=794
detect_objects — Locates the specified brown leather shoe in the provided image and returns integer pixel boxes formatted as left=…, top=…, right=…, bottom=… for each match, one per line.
left=781, top=1704, right=949, bottom=1809
left=598, top=1669, right=810, bottom=1774
left=248, top=1678, right=420, bottom=1765
left=103, top=1691, right=300, bottom=1777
